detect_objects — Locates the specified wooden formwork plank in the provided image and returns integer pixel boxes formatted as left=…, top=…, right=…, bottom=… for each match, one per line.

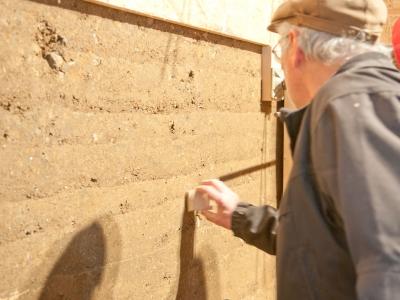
left=261, top=46, right=272, bottom=101
left=84, top=0, right=276, bottom=45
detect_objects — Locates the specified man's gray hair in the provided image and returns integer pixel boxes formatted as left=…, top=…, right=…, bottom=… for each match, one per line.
left=277, top=22, right=391, bottom=64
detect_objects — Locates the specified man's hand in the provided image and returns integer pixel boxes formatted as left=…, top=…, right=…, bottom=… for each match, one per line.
left=196, top=179, right=239, bottom=230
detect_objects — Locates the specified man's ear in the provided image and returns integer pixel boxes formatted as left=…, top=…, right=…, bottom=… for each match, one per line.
left=288, top=30, right=305, bottom=68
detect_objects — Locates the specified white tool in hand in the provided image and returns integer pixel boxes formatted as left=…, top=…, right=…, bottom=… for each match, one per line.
left=186, top=189, right=210, bottom=212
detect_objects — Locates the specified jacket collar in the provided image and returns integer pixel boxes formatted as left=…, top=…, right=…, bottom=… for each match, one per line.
left=335, top=52, right=393, bottom=75
left=278, top=106, right=308, bottom=154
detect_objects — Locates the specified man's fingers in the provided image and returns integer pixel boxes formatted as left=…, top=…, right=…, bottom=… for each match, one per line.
left=201, top=210, right=220, bottom=225
left=201, top=179, right=230, bottom=193
left=196, top=185, right=223, bottom=206
left=201, top=179, right=223, bottom=192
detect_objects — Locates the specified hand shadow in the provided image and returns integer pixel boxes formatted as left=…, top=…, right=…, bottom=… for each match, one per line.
left=174, top=202, right=207, bottom=300
left=173, top=199, right=221, bottom=300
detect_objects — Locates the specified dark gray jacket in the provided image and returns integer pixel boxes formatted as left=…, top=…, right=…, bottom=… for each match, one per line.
left=232, top=52, right=400, bottom=300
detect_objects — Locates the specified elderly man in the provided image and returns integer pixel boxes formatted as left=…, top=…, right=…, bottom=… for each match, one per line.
left=197, top=0, right=400, bottom=299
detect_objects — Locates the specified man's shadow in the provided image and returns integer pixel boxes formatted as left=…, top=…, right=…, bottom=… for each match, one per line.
left=37, top=218, right=121, bottom=300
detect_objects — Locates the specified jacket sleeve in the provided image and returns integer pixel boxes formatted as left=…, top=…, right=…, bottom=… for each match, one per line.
left=231, top=202, right=278, bottom=255
left=313, top=93, right=400, bottom=299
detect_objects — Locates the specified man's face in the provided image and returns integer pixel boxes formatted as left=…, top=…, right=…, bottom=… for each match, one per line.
left=279, top=31, right=311, bottom=108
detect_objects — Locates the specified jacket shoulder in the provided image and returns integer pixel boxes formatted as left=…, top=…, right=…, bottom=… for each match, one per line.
left=310, top=56, right=400, bottom=130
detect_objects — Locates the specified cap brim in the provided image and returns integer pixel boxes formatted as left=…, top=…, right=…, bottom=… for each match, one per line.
left=267, top=21, right=280, bottom=34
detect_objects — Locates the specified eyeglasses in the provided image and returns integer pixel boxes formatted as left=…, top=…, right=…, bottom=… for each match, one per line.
left=272, top=35, right=288, bottom=62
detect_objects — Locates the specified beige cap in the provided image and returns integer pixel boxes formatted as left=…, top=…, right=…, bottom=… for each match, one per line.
left=268, top=0, right=388, bottom=43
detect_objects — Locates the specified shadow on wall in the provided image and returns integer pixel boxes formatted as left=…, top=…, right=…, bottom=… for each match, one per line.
left=38, top=222, right=105, bottom=299
left=38, top=219, right=121, bottom=300
left=175, top=203, right=207, bottom=299
left=173, top=201, right=221, bottom=300
left=27, top=0, right=261, bottom=54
